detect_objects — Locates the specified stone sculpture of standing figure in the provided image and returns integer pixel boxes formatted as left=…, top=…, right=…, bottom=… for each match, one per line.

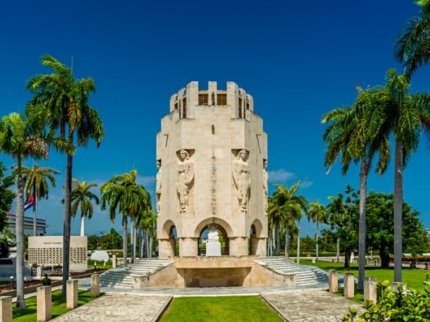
left=176, top=149, right=195, bottom=212
left=156, top=160, right=162, bottom=214
left=263, top=159, right=269, bottom=215
left=232, top=150, right=251, bottom=211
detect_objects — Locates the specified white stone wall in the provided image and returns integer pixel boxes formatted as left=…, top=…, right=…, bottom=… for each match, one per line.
left=28, top=236, right=88, bottom=271
left=157, top=81, right=268, bottom=258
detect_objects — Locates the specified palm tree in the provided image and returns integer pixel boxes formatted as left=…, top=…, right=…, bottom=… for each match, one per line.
left=70, top=179, right=99, bottom=236
left=0, top=112, right=49, bottom=308
left=100, top=170, right=150, bottom=266
left=365, top=69, right=430, bottom=282
left=307, top=201, right=326, bottom=261
left=16, top=164, right=60, bottom=236
left=395, top=1, right=430, bottom=76
left=269, top=182, right=308, bottom=259
left=27, top=55, right=104, bottom=295
left=322, top=87, right=390, bottom=290
left=138, top=209, right=156, bottom=258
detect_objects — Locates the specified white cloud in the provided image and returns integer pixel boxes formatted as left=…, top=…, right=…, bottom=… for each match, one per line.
left=267, top=169, right=295, bottom=183
left=300, top=180, right=313, bottom=189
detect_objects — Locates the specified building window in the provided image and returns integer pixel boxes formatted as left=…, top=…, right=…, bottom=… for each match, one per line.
left=174, top=103, right=178, bottom=110
left=199, top=94, right=208, bottom=105
left=238, top=98, right=243, bottom=118
left=182, top=98, right=187, bottom=118
left=217, top=94, right=227, bottom=105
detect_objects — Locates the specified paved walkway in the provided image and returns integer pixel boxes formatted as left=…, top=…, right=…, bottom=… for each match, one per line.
left=50, top=293, right=172, bottom=322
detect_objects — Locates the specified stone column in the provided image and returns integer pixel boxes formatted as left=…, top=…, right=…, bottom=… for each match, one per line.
left=179, top=237, right=198, bottom=257
left=112, top=254, right=117, bottom=268
left=229, top=237, right=248, bottom=256
left=37, top=286, right=52, bottom=322
left=0, top=296, right=12, bottom=322
left=329, top=270, right=338, bottom=293
left=159, top=239, right=175, bottom=259
left=391, top=282, right=407, bottom=293
left=91, top=274, right=101, bottom=298
left=67, top=279, right=79, bottom=309
left=343, top=273, right=355, bottom=298
left=255, top=237, right=267, bottom=256
left=364, top=277, right=377, bottom=304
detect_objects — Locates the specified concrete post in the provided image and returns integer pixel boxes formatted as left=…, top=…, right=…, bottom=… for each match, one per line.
left=67, top=279, right=79, bottom=309
left=37, top=286, right=52, bottom=322
left=343, top=273, right=355, bottom=298
left=0, top=296, right=12, bottom=322
left=364, top=277, right=377, bottom=303
left=91, top=274, right=101, bottom=298
left=112, top=254, right=117, bottom=269
left=390, top=282, right=407, bottom=293
left=329, top=270, right=338, bottom=293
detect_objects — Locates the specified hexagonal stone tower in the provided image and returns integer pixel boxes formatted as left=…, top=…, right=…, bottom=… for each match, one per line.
left=156, top=81, right=268, bottom=258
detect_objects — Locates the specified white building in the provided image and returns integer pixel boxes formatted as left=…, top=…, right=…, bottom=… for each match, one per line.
left=5, top=212, right=47, bottom=236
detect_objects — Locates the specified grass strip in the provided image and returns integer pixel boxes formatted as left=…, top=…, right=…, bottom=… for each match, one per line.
left=161, top=295, right=283, bottom=322
left=12, top=289, right=98, bottom=322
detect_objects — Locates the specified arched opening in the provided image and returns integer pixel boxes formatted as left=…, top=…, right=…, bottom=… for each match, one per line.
left=249, top=219, right=265, bottom=256
left=158, top=220, right=178, bottom=258
left=198, top=224, right=229, bottom=256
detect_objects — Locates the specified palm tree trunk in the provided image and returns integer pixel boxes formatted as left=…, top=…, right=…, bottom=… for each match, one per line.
left=62, top=149, right=73, bottom=297
left=296, top=219, right=300, bottom=264
left=122, top=215, right=128, bottom=267
left=80, top=215, right=85, bottom=236
left=336, top=237, right=340, bottom=262
left=357, top=159, right=368, bottom=291
left=149, top=233, right=153, bottom=258
left=276, top=224, right=281, bottom=256
left=15, top=160, right=25, bottom=308
left=284, top=225, right=290, bottom=259
left=316, top=220, right=319, bottom=261
left=130, top=215, right=135, bottom=263
left=32, top=187, right=37, bottom=236
left=394, top=140, right=403, bottom=282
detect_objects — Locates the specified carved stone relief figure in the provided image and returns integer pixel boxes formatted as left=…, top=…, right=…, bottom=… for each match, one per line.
left=176, top=149, right=195, bottom=212
left=232, top=150, right=251, bottom=211
left=156, top=160, right=162, bottom=214
left=263, top=159, right=268, bottom=215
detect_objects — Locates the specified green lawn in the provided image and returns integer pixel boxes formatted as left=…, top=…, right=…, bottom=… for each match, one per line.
left=301, top=259, right=430, bottom=290
left=12, top=290, right=98, bottom=322
left=161, top=296, right=283, bottom=322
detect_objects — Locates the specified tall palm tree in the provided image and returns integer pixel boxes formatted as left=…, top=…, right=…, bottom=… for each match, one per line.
left=17, top=164, right=59, bottom=236
left=307, top=201, right=326, bottom=261
left=395, top=1, right=430, bottom=76
left=322, top=88, right=390, bottom=290
left=267, top=197, right=284, bottom=256
left=364, top=69, right=430, bottom=282
left=100, top=170, right=150, bottom=266
left=70, top=179, right=99, bottom=236
left=27, top=55, right=104, bottom=295
left=269, top=182, right=308, bottom=259
left=138, top=209, right=156, bottom=258
left=0, top=112, right=49, bottom=308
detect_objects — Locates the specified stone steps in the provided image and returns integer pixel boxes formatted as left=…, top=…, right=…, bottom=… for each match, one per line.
left=100, top=258, right=171, bottom=289
left=256, top=257, right=329, bottom=287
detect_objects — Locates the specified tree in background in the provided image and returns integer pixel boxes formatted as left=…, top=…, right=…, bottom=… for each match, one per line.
left=307, top=201, right=327, bottom=261
left=27, top=55, right=104, bottom=295
left=366, top=191, right=429, bottom=268
left=69, top=179, right=100, bottom=236
left=0, top=161, right=15, bottom=233
left=324, top=185, right=359, bottom=269
left=100, top=170, right=150, bottom=266
left=17, top=164, right=59, bottom=236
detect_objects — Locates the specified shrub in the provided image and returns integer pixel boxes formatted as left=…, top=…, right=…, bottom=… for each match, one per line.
left=343, top=275, right=430, bottom=321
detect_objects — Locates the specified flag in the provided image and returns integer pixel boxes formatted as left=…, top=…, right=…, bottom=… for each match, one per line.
left=24, top=194, right=35, bottom=211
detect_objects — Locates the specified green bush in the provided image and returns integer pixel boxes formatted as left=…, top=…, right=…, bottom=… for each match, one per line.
left=343, top=275, right=430, bottom=321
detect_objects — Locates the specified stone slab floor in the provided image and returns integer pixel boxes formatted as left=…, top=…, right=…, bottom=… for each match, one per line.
left=262, top=289, right=365, bottom=321
left=50, top=293, right=172, bottom=322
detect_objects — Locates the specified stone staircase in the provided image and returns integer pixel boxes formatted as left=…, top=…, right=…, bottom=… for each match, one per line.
left=255, top=257, right=329, bottom=287
left=100, top=258, right=172, bottom=289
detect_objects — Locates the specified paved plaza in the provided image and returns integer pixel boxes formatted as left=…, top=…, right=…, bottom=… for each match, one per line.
left=44, top=279, right=364, bottom=322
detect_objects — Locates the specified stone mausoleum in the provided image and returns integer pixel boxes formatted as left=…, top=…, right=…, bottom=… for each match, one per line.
left=156, top=81, right=268, bottom=258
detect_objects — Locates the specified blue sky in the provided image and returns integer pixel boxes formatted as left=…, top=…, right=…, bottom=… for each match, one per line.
left=1, top=0, right=430, bottom=237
